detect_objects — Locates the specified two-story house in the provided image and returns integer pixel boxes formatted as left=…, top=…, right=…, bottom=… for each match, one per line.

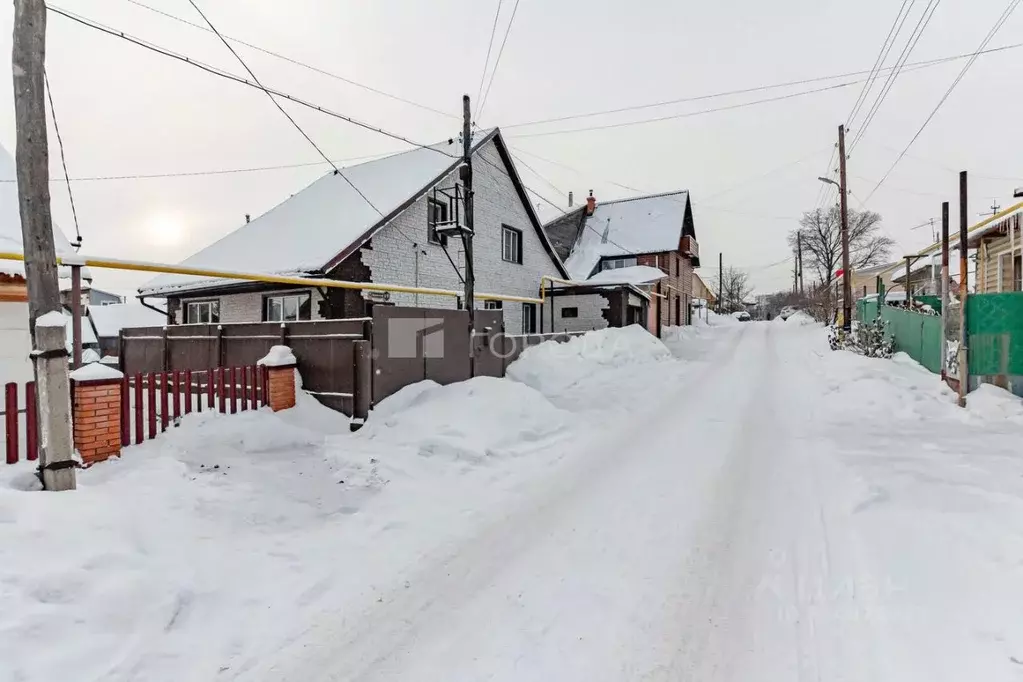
left=138, top=129, right=571, bottom=334
left=543, top=190, right=700, bottom=335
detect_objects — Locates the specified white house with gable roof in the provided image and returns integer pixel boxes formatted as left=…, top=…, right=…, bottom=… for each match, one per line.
left=139, top=128, right=575, bottom=334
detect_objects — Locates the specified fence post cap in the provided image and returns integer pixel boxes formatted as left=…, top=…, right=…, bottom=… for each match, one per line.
left=70, top=364, right=124, bottom=382
left=257, top=345, right=297, bottom=368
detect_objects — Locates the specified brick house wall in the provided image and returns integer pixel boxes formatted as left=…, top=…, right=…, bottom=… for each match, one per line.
left=636, top=251, right=696, bottom=329
left=361, top=139, right=563, bottom=334
left=174, top=287, right=328, bottom=325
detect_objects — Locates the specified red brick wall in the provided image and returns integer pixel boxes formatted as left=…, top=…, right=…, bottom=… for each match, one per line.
left=267, top=366, right=296, bottom=412
left=637, top=251, right=696, bottom=329
left=73, top=380, right=122, bottom=465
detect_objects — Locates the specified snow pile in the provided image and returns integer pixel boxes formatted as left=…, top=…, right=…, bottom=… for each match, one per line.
left=69, top=363, right=123, bottom=381
left=966, top=383, right=1023, bottom=421
left=784, top=310, right=818, bottom=326
left=258, top=345, right=297, bottom=367
left=359, top=377, right=569, bottom=463
left=508, top=326, right=671, bottom=394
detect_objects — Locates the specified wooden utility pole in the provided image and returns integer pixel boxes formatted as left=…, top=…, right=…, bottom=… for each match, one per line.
left=718, top=252, right=723, bottom=313
left=940, top=201, right=949, bottom=378
left=904, top=257, right=913, bottom=310
left=958, top=171, right=969, bottom=406
left=460, top=95, right=476, bottom=374
left=12, top=0, right=76, bottom=490
left=838, top=124, right=851, bottom=331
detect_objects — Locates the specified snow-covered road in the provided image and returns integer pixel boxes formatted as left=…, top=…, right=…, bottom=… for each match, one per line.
left=249, top=322, right=1023, bottom=681
left=4, top=320, right=1023, bottom=681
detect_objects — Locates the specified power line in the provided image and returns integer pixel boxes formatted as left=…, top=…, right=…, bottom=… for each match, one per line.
left=43, top=69, right=83, bottom=247
left=861, top=0, right=1022, bottom=206
left=123, top=0, right=455, bottom=119
left=48, top=6, right=457, bottom=159
left=184, top=0, right=383, bottom=216
left=850, top=0, right=943, bottom=151
left=476, top=0, right=521, bottom=121
left=500, top=41, right=1023, bottom=131
left=474, top=0, right=503, bottom=111
left=510, top=152, right=567, bottom=204
left=846, top=0, right=913, bottom=126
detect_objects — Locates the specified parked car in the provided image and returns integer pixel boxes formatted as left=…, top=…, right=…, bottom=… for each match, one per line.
left=779, top=306, right=798, bottom=320
left=732, top=311, right=751, bottom=322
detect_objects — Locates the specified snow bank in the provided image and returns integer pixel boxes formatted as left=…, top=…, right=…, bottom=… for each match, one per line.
left=785, top=311, right=818, bottom=326
left=966, top=383, right=1023, bottom=421
left=508, top=326, right=671, bottom=395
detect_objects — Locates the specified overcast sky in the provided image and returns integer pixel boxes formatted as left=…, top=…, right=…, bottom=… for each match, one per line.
left=1, top=0, right=1021, bottom=296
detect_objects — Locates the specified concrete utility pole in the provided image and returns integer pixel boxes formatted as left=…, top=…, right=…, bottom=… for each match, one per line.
left=12, top=0, right=76, bottom=490
left=461, top=95, right=476, bottom=373
left=796, top=231, right=804, bottom=296
left=718, top=252, right=723, bottom=313
left=958, top=171, right=969, bottom=406
left=838, top=124, right=851, bottom=331
left=940, top=201, right=949, bottom=378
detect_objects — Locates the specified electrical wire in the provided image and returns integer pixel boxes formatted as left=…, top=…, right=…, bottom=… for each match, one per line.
left=846, top=0, right=912, bottom=127
left=123, top=0, right=455, bottom=119
left=48, top=6, right=457, bottom=160
left=861, top=0, right=1022, bottom=206
left=499, top=41, right=1023, bottom=131
left=42, top=69, right=82, bottom=248
left=185, top=0, right=384, bottom=216
left=476, top=0, right=521, bottom=120
left=850, top=0, right=943, bottom=151
left=474, top=0, right=503, bottom=112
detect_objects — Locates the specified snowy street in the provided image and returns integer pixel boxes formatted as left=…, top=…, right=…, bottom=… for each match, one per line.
left=3, top=320, right=1023, bottom=681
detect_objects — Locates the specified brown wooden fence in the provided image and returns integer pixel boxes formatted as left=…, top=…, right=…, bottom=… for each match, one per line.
left=120, top=307, right=583, bottom=419
left=121, top=318, right=368, bottom=415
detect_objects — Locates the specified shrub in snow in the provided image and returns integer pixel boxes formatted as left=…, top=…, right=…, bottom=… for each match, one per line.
left=829, top=317, right=894, bottom=359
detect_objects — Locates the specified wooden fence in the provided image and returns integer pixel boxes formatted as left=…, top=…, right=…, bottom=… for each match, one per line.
left=121, top=318, right=368, bottom=414
left=119, top=366, right=268, bottom=446
left=2, top=381, right=38, bottom=465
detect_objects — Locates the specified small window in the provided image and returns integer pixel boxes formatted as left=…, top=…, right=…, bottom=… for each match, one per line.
left=427, top=198, right=449, bottom=245
left=502, top=225, right=523, bottom=264
left=264, top=292, right=312, bottom=322
left=185, top=300, right=219, bottom=324
left=484, top=300, right=503, bottom=310
left=561, top=307, right=579, bottom=318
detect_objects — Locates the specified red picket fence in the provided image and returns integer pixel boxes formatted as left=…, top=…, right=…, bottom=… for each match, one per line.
left=120, top=365, right=269, bottom=447
left=2, top=382, right=38, bottom=465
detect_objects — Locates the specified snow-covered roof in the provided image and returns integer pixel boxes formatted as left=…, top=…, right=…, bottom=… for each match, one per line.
left=88, top=303, right=166, bottom=338
left=60, top=308, right=98, bottom=349
left=139, top=129, right=567, bottom=296
left=560, top=191, right=691, bottom=279
left=584, top=264, right=667, bottom=286
left=0, top=143, right=83, bottom=279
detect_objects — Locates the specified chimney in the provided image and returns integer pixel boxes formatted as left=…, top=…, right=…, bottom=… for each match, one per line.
left=568, top=191, right=574, bottom=208
left=585, top=189, right=596, bottom=216
left=245, top=213, right=251, bottom=223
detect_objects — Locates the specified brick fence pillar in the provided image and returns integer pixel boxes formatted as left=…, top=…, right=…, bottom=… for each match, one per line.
left=69, top=364, right=125, bottom=465
left=259, top=345, right=297, bottom=412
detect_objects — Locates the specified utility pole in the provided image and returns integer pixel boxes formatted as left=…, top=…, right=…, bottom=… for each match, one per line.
left=940, top=201, right=949, bottom=379
left=796, top=231, right=804, bottom=296
left=838, top=124, right=851, bottom=332
left=460, top=94, right=476, bottom=374
left=12, top=0, right=76, bottom=490
left=718, top=252, right=723, bottom=314
left=958, top=171, right=969, bottom=406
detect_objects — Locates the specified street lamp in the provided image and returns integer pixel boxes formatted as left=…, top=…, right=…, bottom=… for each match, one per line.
left=818, top=176, right=840, bottom=187
left=1014, top=187, right=1023, bottom=198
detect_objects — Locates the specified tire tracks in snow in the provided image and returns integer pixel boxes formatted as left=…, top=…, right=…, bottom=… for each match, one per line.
left=243, top=326, right=759, bottom=681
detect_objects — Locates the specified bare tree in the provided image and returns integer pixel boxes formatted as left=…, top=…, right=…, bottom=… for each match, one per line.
left=713, top=267, right=754, bottom=313
left=789, top=206, right=893, bottom=286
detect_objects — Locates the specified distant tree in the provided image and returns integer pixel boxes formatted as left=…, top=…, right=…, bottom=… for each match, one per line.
left=788, top=206, right=894, bottom=287
left=713, top=267, right=754, bottom=313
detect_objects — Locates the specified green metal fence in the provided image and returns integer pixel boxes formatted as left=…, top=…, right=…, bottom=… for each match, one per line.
left=966, top=292, right=1023, bottom=396
left=880, top=306, right=943, bottom=374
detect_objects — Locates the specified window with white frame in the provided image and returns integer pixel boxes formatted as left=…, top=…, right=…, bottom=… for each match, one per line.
left=427, top=197, right=449, bottom=245
left=484, top=300, right=503, bottom=310
left=185, top=300, right=219, bottom=324
left=601, top=257, right=637, bottom=271
left=264, top=292, right=312, bottom=322
left=502, top=225, right=523, bottom=264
